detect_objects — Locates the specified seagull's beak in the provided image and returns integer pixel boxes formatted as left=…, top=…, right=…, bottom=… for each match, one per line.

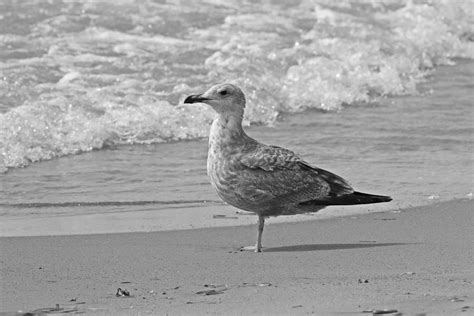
left=184, top=94, right=210, bottom=104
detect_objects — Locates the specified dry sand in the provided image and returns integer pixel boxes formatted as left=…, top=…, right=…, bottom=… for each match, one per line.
left=0, top=199, right=472, bottom=315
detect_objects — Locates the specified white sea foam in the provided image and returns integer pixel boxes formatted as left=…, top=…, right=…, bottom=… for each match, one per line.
left=0, top=0, right=473, bottom=171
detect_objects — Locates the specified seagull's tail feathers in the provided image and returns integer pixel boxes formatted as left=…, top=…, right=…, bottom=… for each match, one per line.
left=300, top=191, right=392, bottom=206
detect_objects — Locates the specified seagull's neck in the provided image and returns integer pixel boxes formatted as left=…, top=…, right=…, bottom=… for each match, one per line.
left=209, top=112, right=246, bottom=148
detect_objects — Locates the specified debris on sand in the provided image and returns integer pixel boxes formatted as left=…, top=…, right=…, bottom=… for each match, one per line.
left=196, top=284, right=228, bottom=295
left=213, top=214, right=238, bottom=219
left=362, top=309, right=399, bottom=315
left=203, top=284, right=226, bottom=288
left=195, top=289, right=226, bottom=296
left=116, top=288, right=130, bottom=297
left=400, top=272, right=415, bottom=276
left=241, top=282, right=272, bottom=287
left=29, top=304, right=79, bottom=314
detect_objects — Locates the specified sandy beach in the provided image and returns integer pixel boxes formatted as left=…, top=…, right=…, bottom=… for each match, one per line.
left=0, top=199, right=472, bottom=315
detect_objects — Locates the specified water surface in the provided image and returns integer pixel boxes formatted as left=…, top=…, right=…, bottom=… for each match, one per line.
left=0, top=0, right=472, bottom=236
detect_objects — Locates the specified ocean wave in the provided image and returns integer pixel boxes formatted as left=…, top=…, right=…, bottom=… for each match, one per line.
left=0, top=92, right=214, bottom=171
left=0, top=0, right=473, bottom=171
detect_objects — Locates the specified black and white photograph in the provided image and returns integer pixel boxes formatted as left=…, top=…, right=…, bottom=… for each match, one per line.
left=0, top=0, right=472, bottom=314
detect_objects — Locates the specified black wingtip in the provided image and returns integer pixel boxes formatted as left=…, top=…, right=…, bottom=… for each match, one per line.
left=349, top=191, right=392, bottom=204
left=300, top=191, right=392, bottom=206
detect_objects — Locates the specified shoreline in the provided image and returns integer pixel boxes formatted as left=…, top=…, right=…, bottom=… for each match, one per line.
left=0, top=198, right=401, bottom=238
left=0, top=193, right=435, bottom=238
left=1, top=199, right=472, bottom=315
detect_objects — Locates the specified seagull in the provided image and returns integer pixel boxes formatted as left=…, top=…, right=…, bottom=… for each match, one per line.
left=184, top=83, right=392, bottom=252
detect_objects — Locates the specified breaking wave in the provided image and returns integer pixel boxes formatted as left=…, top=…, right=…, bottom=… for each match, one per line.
left=1, top=0, right=473, bottom=171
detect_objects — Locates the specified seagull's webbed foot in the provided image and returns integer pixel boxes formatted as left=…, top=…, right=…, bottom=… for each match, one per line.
left=240, top=245, right=262, bottom=253
left=240, top=214, right=265, bottom=253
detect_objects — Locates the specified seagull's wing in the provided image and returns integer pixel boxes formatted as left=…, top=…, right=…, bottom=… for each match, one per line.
left=239, top=145, right=302, bottom=171
left=237, top=144, right=354, bottom=204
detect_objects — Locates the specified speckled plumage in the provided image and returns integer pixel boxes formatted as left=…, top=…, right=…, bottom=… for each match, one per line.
left=184, top=83, right=391, bottom=252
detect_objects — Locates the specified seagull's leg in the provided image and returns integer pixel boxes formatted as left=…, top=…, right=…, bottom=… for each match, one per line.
left=255, top=214, right=265, bottom=253
left=240, top=214, right=265, bottom=253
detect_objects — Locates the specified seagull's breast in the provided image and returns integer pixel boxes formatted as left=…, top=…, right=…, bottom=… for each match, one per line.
left=207, top=122, right=239, bottom=195
left=206, top=118, right=256, bottom=211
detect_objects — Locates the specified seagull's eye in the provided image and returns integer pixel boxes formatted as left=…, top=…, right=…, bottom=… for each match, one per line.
left=219, top=90, right=228, bottom=96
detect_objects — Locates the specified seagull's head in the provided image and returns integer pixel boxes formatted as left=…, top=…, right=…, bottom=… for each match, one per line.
left=184, top=83, right=246, bottom=117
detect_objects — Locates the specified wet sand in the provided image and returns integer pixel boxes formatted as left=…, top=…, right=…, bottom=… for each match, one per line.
left=1, top=199, right=472, bottom=315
